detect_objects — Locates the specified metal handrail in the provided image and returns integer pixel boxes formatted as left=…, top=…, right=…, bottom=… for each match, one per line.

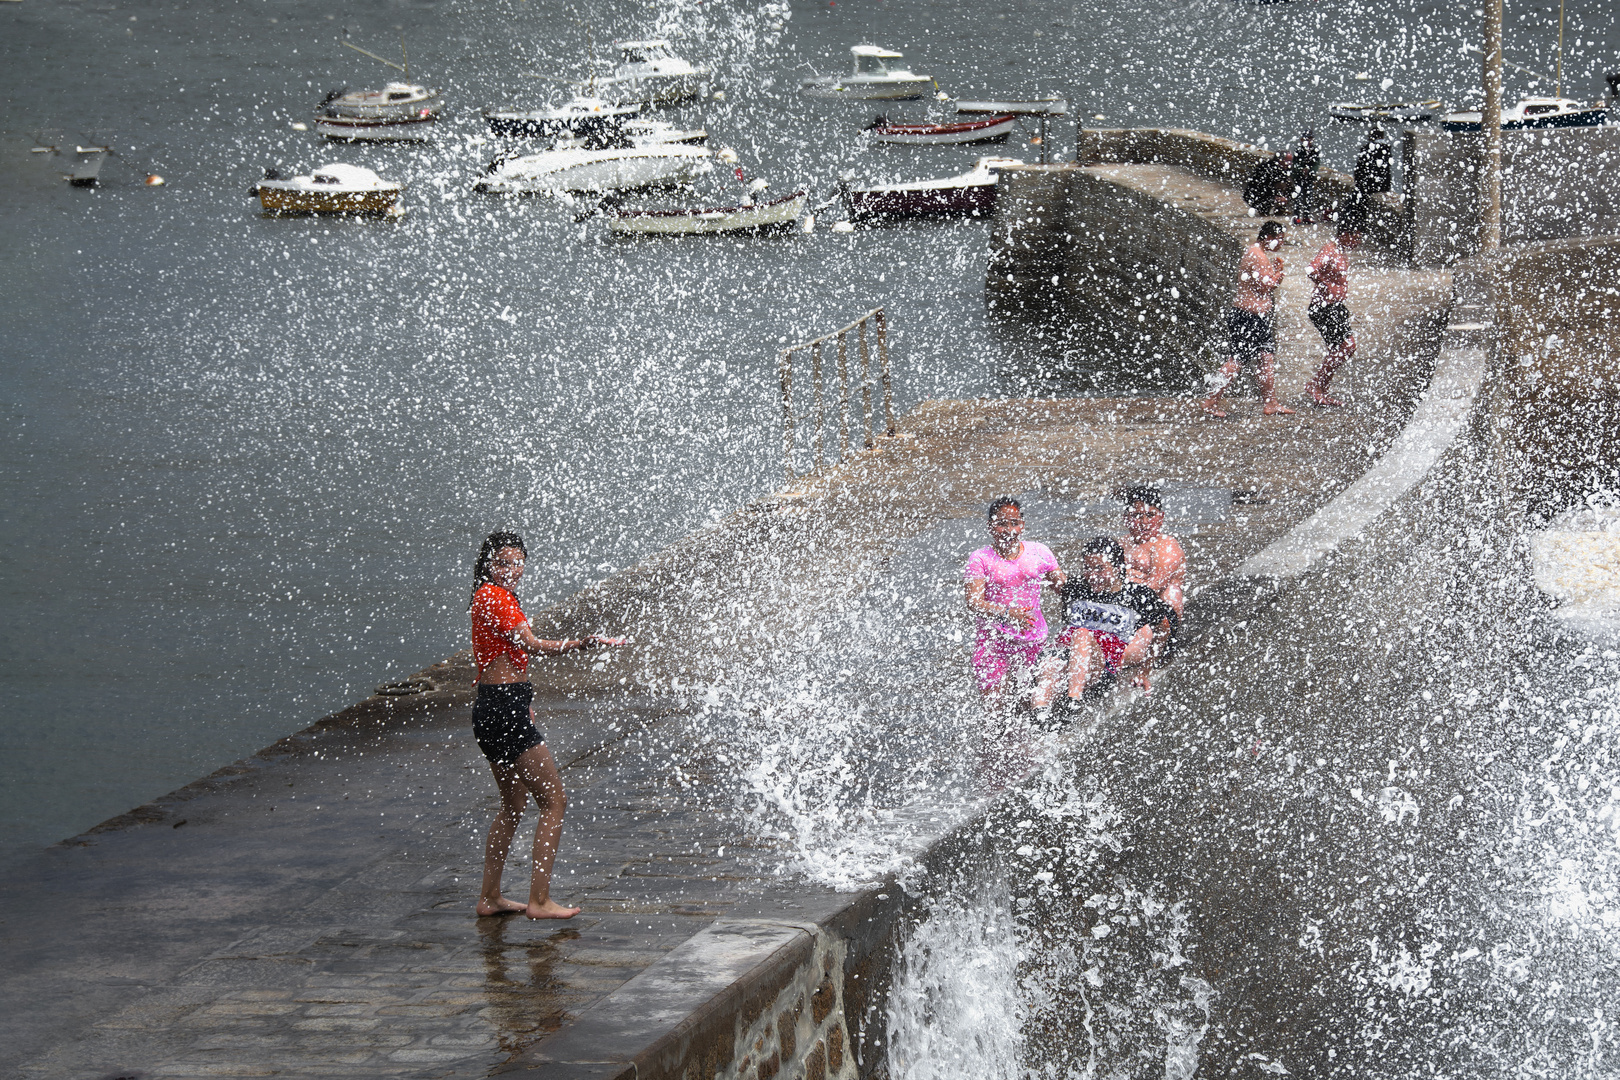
left=777, top=307, right=894, bottom=485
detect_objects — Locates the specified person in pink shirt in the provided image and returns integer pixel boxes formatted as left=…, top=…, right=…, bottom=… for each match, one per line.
left=963, top=497, right=1065, bottom=710
left=1303, top=217, right=1363, bottom=408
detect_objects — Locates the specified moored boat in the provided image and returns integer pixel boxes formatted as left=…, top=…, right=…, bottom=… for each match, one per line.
left=484, top=96, right=642, bottom=139
left=474, top=142, right=712, bottom=194
left=1439, top=96, right=1607, bottom=131
left=1327, top=99, right=1443, bottom=122
left=253, top=163, right=401, bottom=214
left=319, top=82, right=440, bottom=120
left=315, top=112, right=435, bottom=141
left=802, top=46, right=932, bottom=100
left=844, top=156, right=1020, bottom=219
left=610, top=189, right=807, bottom=235
left=580, top=40, right=709, bottom=106
left=866, top=113, right=1017, bottom=145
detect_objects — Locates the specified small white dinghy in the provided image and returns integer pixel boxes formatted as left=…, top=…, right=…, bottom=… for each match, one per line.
left=802, top=46, right=933, bottom=100
left=475, top=141, right=712, bottom=194
left=611, top=187, right=807, bottom=235
left=1440, top=95, right=1607, bottom=131
left=582, top=40, right=710, bottom=107
left=253, top=163, right=401, bottom=214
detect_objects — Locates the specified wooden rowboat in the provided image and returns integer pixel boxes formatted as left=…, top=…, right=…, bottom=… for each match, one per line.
left=866, top=113, right=1017, bottom=145
left=253, top=164, right=401, bottom=214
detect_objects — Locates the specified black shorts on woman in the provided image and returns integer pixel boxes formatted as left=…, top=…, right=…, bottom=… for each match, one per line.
left=472, top=682, right=545, bottom=765
left=1226, top=307, right=1276, bottom=365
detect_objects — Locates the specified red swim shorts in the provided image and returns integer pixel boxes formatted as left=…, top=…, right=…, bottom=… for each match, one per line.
left=1056, top=627, right=1129, bottom=673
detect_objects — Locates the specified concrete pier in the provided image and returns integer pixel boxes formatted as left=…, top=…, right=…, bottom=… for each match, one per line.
left=27, top=129, right=1605, bottom=1078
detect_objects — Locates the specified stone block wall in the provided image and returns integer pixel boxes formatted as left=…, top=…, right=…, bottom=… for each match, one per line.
left=1464, top=234, right=1620, bottom=513
left=988, top=163, right=1241, bottom=377
left=718, top=932, right=857, bottom=1080
left=1405, top=127, right=1620, bottom=268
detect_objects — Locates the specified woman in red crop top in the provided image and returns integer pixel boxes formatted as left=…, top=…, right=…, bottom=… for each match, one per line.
left=468, top=530, right=625, bottom=920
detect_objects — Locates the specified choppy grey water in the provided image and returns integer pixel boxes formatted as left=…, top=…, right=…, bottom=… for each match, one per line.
left=1, top=0, right=1612, bottom=866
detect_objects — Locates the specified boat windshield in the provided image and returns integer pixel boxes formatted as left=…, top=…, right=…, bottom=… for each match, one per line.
left=855, top=55, right=893, bottom=75
left=1523, top=104, right=1560, bottom=115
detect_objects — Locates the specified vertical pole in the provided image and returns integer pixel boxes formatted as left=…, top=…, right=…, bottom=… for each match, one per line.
left=837, top=332, right=851, bottom=462
left=1556, top=0, right=1565, bottom=99
left=1481, top=0, right=1504, bottom=252
left=811, top=341, right=825, bottom=470
left=858, top=319, right=874, bottom=449
left=1038, top=112, right=1049, bottom=165
left=779, top=349, right=794, bottom=485
left=877, top=307, right=894, bottom=436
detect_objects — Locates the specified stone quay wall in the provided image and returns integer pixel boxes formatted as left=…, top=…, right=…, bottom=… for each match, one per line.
left=986, top=162, right=1241, bottom=372
left=1459, top=234, right=1620, bottom=513
left=1404, top=127, right=1620, bottom=268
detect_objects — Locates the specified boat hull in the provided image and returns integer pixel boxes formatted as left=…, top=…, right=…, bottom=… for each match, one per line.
left=611, top=191, right=807, bottom=234
left=802, top=77, right=931, bottom=101
left=846, top=181, right=996, bottom=219
left=321, top=89, right=440, bottom=120
left=869, top=114, right=1016, bottom=145
left=1439, top=107, right=1607, bottom=132
left=476, top=147, right=712, bottom=194
left=256, top=186, right=401, bottom=214
left=582, top=74, right=707, bottom=107
left=315, top=115, right=436, bottom=142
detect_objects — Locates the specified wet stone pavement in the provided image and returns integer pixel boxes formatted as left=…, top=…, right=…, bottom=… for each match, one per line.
left=1, top=227, right=1453, bottom=1076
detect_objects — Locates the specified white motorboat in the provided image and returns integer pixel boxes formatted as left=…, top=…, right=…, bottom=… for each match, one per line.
left=484, top=95, right=642, bottom=138
left=802, top=46, right=932, bottom=100
left=622, top=118, right=708, bottom=146
left=252, top=163, right=401, bottom=214
left=580, top=40, right=709, bottom=106
left=866, top=113, right=1018, bottom=145
left=1440, top=96, right=1607, bottom=132
left=844, top=156, right=1020, bottom=219
left=610, top=189, right=807, bottom=235
left=319, top=82, right=440, bottom=120
left=474, top=142, right=712, bottom=194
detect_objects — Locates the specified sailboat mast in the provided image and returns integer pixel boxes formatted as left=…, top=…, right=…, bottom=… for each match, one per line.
left=1556, top=0, right=1564, bottom=98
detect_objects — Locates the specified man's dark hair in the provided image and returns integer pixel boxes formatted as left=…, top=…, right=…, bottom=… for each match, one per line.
left=988, top=496, right=1020, bottom=522
left=1258, top=220, right=1286, bottom=242
left=470, top=530, right=527, bottom=606
left=1119, top=484, right=1162, bottom=510
left=1083, top=536, right=1127, bottom=573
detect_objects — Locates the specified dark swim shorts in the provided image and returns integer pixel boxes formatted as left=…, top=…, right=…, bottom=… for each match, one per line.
left=472, top=682, right=544, bottom=765
left=1226, top=307, right=1276, bottom=365
left=1308, top=301, right=1354, bottom=348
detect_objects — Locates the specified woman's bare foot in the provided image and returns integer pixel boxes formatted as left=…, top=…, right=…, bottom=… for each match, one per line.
left=475, top=896, right=528, bottom=917
left=1262, top=402, right=1296, bottom=415
left=1200, top=400, right=1228, bottom=419
left=526, top=900, right=582, bottom=920
left=1308, top=392, right=1343, bottom=408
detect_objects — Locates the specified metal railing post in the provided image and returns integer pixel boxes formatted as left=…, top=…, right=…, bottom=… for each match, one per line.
left=811, top=341, right=825, bottom=470
left=837, top=332, right=851, bottom=462
left=858, top=320, right=874, bottom=449
left=876, top=307, right=894, bottom=436
left=779, top=348, right=794, bottom=485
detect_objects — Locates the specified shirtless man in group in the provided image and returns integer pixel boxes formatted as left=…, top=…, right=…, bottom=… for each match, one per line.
left=1201, top=220, right=1294, bottom=419
left=1118, top=484, right=1185, bottom=617
left=1303, top=216, right=1363, bottom=408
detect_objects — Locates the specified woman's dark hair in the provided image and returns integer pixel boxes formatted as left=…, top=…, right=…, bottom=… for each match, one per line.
left=470, top=530, right=527, bottom=607
left=1258, top=220, right=1286, bottom=242
left=988, top=496, right=1021, bottom=522
left=1084, top=535, right=1127, bottom=573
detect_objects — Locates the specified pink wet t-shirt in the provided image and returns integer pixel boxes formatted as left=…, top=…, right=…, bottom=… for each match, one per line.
left=964, top=541, right=1059, bottom=644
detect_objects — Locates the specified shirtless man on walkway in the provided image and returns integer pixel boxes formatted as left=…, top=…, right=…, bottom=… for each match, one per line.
left=1303, top=217, right=1363, bottom=408
left=1118, top=484, right=1185, bottom=617
left=1201, top=220, right=1294, bottom=419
